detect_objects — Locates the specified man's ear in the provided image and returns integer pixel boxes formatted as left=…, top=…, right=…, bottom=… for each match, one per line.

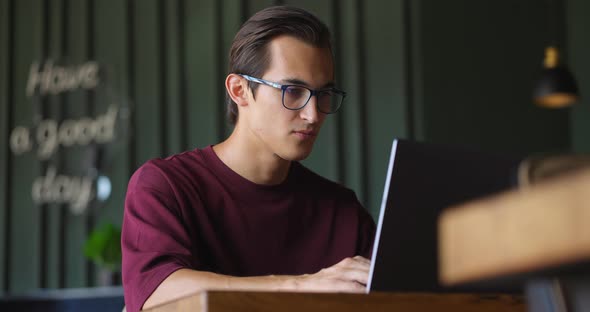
left=225, top=74, right=249, bottom=107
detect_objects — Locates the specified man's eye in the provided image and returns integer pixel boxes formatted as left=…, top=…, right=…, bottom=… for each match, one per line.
left=286, top=87, right=306, bottom=97
left=318, top=90, right=334, bottom=97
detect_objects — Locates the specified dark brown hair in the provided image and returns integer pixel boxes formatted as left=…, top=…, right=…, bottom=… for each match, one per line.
left=226, top=6, right=333, bottom=125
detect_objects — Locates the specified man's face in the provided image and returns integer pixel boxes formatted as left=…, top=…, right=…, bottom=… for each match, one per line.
left=243, top=35, right=334, bottom=161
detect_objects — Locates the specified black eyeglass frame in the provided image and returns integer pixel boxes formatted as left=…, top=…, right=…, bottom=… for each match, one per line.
left=239, top=74, right=346, bottom=114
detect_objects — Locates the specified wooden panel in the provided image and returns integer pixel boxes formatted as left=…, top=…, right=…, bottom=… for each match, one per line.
left=63, top=0, right=89, bottom=288
left=0, top=0, right=11, bottom=292
left=88, top=0, right=130, bottom=286
left=10, top=0, right=43, bottom=292
left=133, top=0, right=163, bottom=165
left=220, top=0, right=243, bottom=138
left=93, top=0, right=130, bottom=229
left=568, top=0, right=590, bottom=153
left=439, top=168, right=590, bottom=285
left=146, top=291, right=525, bottom=312
left=163, top=0, right=184, bottom=155
left=407, top=0, right=425, bottom=142
left=45, top=0, right=65, bottom=289
left=338, top=0, right=367, bottom=209
left=185, top=0, right=220, bottom=149
left=364, top=0, right=408, bottom=216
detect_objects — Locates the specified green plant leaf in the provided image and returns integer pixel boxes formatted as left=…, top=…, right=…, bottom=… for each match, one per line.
left=84, top=223, right=122, bottom=271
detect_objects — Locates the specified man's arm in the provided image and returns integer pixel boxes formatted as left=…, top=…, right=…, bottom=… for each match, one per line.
left=143, top=256, right=370, bottom=310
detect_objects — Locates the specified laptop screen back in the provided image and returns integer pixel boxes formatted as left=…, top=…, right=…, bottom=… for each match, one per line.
left=367, top=139, right=521, bottom=292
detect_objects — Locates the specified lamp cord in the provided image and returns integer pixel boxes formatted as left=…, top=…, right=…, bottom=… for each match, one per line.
left=545, top=0, right=558, bottom=47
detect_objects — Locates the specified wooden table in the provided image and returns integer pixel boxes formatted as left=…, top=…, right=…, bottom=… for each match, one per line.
left=439, top=167, right=590, bottom=311
left=145, top=291, right=524, bottom=312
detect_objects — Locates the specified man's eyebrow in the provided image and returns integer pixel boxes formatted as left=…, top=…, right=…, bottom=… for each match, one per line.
left=281, top=78, right=335, bottom=89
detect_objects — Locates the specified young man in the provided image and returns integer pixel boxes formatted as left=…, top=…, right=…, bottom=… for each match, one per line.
left=122, top=6, right=375, bottom=311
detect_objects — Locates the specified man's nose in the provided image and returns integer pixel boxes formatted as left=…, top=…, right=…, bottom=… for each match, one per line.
left=299, top=96, right=320, bottom=123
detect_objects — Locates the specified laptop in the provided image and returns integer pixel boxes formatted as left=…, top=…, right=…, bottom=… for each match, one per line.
left=366, top=138, right=522, bottom=293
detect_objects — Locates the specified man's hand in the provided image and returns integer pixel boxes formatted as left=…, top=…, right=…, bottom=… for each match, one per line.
left=143, top=256, right=371, bottom=309
left=290, top=256, right=370, bottom=293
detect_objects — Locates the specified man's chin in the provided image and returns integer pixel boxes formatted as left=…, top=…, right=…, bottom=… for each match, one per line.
left=290, top=153, right=311, bottom=162
left=281, top=146, right=314, bottom=162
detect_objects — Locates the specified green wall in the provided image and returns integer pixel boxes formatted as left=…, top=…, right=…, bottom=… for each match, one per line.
left=411, top=0, right=571, bottom=155
left=0, top=0, right=586, bottom=294
left=568, top=0, right=590, bottom=152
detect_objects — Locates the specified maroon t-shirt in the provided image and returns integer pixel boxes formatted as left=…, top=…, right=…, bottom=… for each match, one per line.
left=121, top=146, right=375, bottom=312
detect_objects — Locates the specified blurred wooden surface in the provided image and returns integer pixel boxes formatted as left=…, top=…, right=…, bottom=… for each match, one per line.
left=439, top=168, right=590, bottom=286
left=145, top=291, right=524, bottom=312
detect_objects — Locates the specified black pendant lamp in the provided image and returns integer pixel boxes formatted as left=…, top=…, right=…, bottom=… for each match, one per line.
left=533, top=46, right=580, bottom=108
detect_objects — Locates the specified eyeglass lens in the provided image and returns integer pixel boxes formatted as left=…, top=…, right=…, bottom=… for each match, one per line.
left=283, top=86, right=342, bottom=113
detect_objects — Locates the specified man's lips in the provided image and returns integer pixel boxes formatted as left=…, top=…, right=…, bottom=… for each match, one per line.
left=293, top=130, right=318, bottom=138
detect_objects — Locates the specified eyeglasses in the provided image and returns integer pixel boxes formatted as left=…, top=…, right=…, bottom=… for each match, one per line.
left=239, top=74, right=346, bottom=114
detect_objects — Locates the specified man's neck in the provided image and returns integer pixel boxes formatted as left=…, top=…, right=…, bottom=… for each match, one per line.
left=212, top=132, right=292, bottom=185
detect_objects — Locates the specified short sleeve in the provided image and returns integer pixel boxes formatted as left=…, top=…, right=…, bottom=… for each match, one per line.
left=122, top=162, right=198, bottom=312
left=354, top=196, right=376, bottom=258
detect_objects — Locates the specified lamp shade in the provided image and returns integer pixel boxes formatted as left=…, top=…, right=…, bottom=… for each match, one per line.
left=533, top=46, right=580, bottom=108
left=533, top=67, right=580, bottom=108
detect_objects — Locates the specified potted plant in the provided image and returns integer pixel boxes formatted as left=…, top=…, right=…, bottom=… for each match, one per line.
left=84, top=222, right=122, bottom=286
